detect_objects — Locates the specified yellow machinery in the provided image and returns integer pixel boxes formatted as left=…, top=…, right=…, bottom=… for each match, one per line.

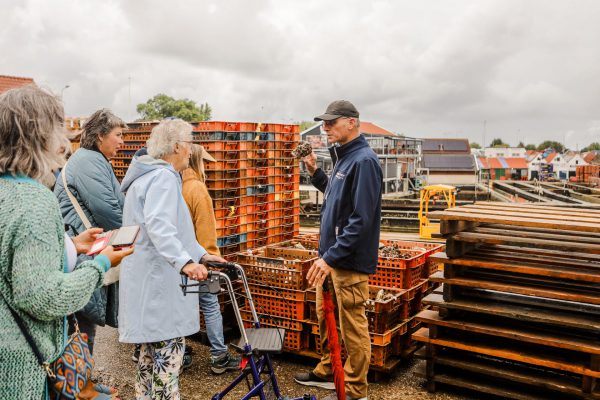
left=418, top=185, right=456, bottom=239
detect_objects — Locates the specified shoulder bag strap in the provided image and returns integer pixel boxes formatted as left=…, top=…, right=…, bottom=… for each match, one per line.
left=62, top=162, right=93, bottom=230
left=0, top=291, right=54, bottom=376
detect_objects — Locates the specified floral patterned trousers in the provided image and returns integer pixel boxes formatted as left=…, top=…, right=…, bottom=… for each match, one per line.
left=135, top=337, right=185, bottom=400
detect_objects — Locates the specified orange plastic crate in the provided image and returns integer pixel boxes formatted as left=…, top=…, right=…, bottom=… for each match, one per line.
left=247, top=237, right=268, bottom=249
left=275, top=158, right=297, bottom=167
left=247, top=167, right=278, bottom=177
left=196, top=121, right=227, bottom=131
left=205, top=159, right=242, bottom=170
left=275, top=182, right=299, bottom=193
left=274, top=131, right=300, bottom=141
left=234, top=247, right=316, bottom=290
left=208, top=170, right=241, bottom=180
left=274, top=141, right=296, bottom=150
left=241, top=317, right=306, bottom=351
left=247, top=284, right=306, bottom=320
left=206, top=178, right=243, bottom=190
left=239, top=307, right=303, bottom=331
left=238, top=122, right=258, bottom=131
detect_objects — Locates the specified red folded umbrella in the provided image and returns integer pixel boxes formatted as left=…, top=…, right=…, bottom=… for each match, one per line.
left=322, top=276, right=345, bottom=400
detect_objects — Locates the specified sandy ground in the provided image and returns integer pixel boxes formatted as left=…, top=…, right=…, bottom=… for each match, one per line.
left=94, top=326, right=475, bottom=400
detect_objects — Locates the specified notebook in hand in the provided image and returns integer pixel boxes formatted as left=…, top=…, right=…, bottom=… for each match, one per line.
left=86, top=225, right=140, bottom=256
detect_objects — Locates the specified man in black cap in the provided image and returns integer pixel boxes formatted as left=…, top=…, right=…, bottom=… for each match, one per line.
left=294, top=100, right=383, bottom=400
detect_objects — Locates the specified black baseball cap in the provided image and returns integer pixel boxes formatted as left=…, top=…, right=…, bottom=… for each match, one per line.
left=314, top=100, right=360, bottom=121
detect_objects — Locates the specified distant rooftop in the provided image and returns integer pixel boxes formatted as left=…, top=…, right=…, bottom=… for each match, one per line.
left=0, top=75, right=35, bottom=94
left=422, top=154, right=475, bottom=171
left=301, top=121, right=397, bottom=137
left=422, top=138, right=470, bottom=153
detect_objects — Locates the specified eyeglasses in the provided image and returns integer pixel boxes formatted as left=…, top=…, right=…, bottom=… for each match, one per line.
left=322, top=117, right=350, bottom=128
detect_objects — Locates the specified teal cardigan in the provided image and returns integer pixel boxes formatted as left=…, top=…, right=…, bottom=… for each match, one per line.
left=0, top=174, right=109, bottom=400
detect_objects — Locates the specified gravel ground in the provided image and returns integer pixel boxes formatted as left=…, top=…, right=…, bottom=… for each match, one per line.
left=94, top=326, right=475, bottom=400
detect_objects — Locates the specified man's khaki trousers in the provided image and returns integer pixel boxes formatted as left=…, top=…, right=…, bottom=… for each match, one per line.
left=313, top=268, right=370, bottom=399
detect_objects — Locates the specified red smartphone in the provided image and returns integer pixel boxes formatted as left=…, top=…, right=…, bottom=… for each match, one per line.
left=86, top=225, right=140, bottom=255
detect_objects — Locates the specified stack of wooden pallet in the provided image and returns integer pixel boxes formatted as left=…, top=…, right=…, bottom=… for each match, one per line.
left=412, top=202, right=600, bottom=399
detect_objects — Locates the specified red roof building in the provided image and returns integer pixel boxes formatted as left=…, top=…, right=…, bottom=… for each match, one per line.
left=0, top=75, right=35, bottom=94
left=477, top=156, right=529, bottom=180
left=583, top=152, right=597, bottom=164
left=546, top=153, right=558, bottom=163
left=359, top=122, right=396, bottom=137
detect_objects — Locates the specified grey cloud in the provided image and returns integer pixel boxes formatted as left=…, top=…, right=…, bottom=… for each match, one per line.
left=1, top=0, right=600, bottom=148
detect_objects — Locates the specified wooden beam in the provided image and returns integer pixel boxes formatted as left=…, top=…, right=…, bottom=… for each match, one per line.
left=412, top=328, right=600, bottom=378
left=430, top=272, right=600, bottom=305
left=422, top=293, right=600, bottom=332
left=434, top=211, right=600, bottom=233
left=450, top=231, right=600, bottom=254
left=416, top=309, right=600, bottom=354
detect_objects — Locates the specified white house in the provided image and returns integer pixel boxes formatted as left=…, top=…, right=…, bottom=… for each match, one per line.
left=484, top=147, right=526, bottom=158
left=564, top=153, right=588, bottom=179
left=527, top=152, right=545, bottom=180
left=544, top=152, right=588, bottom=180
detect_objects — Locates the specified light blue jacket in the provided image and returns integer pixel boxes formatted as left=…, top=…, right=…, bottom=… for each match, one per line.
left=118, top=155, right=207, bottom=343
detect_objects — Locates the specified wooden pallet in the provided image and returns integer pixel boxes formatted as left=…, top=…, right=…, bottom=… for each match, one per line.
left=415, top=203, right=600, bottom=398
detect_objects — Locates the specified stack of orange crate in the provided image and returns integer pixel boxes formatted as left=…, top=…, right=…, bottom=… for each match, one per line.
left=194, top=121, right=301, bottom=256
left=107, top=120, right=300, bottom=257
left=575, top=165, right=600, bottom=183
left=231, top=245, right=318, bottom=352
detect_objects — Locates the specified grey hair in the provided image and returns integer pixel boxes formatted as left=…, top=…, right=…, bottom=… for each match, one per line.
left=0, top=84, right=70, bottom=185
left=80, top=108, right=127, bottom=149
left=147, top=119, right=193, bottom=159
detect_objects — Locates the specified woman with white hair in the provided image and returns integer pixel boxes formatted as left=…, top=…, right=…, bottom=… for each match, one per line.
left=119, top=119, right=226, bottom=399
left=0, top=85, right=131, bottom=400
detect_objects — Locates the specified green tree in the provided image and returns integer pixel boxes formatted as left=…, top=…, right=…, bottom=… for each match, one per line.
left=470, top=142, right=481, bottom=149
left=525, top=144, right=537, bottom=151
left=298, top=121, right=318, bottom=132
left=537, top=140, right=564, bottom=153
left=136, top=94, right=212, bottom=122
left=582, top=142, right=600, bottom=152
left=517, top=141, right=525, bottom=148
left=490, top=138, right=508, bottom=147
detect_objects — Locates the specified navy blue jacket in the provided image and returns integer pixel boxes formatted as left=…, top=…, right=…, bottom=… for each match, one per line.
left=311, top=135, right=383, bottom=274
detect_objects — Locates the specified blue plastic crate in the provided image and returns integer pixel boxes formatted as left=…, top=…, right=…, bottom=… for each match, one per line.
left=217, top=234, right=244, bottom=247
left=192, top=131, right=225, bottom=141
left=240, top=132, right=275, bottom=141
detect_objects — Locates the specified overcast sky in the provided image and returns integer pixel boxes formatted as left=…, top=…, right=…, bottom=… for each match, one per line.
left=2, top=0, right=599, bottom=149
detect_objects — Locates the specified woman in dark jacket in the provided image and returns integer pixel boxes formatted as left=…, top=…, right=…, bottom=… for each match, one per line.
left=53, top=109, right=127, bottom=353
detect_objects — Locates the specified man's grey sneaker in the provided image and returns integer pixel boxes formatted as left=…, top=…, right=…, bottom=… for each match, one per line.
left=210, top=353, right=241, bottom=374
left=293, top=371, right=335, bottom=390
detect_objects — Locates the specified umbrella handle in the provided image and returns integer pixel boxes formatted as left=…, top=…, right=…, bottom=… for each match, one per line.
left=322, top=275, right=335, bottom=294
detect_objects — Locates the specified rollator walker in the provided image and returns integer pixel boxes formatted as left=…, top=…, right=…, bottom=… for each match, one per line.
left=180, top=261, right=317, bottom=400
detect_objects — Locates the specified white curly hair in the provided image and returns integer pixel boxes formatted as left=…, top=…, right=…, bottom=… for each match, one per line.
left=147, top=119, right=193, bottom=159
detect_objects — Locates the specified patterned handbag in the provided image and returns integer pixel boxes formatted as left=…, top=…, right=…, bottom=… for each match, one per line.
left=47, top=318, right=95, bottom=399
left=4, top=297, right=109, bottom=399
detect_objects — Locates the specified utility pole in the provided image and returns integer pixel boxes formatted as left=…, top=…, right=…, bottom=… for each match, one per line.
left=483, top=120, right=487, bottom=148
left=61, top=84, right=70, bottom=98
left=128, top=76, right=132, bottom=119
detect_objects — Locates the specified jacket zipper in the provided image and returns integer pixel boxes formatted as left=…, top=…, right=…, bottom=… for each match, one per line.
left=324, top=146, right=339, bottom=201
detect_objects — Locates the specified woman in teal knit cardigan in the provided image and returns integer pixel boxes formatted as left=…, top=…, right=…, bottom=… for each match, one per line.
left=0, top=85, right=132, bottom=400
